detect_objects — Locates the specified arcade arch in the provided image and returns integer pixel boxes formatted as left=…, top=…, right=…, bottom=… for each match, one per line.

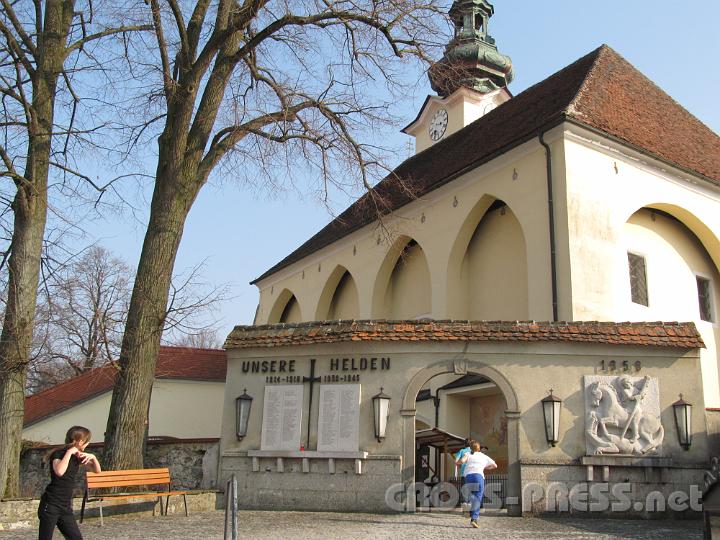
left=371, top=237, right=432, bottom=319
left=447, top=197, right=529, bottom=319
left=267, top=288, right=303, bottom=324
left=621, top=206, right=720, bottom=322
left=315, top=265, right=360, bottom=320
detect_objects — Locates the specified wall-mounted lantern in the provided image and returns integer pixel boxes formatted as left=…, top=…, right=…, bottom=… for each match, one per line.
left=372, top=388, right=391, bottom=442
left=541, top=389, right=562, bottom=447
left=672, top=394, right=692, bottom=450
left=235, top=389, right=253, bottom=440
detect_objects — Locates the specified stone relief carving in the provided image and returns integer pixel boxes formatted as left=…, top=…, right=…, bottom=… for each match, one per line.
left=583, top=375, right=664, bottom=456
left=704, top=457, right=720, bottom=491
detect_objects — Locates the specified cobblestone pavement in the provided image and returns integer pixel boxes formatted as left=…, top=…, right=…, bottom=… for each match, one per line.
left=0, top=510, right=704, bottom=539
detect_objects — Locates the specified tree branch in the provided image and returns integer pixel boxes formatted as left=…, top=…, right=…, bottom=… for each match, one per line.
left=0, top=0, right=37, bottom=56
left=148, top=0, right=174, bottom=101
left=65, top=24, right=153, bottom=54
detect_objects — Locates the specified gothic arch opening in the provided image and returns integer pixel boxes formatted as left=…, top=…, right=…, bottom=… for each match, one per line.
left=621, top=207, right=720, bottom=323
left=267, top=288, right=303, bottom=324
left=315, top=265, right=360, bottom=320
left=449, top=198, right=528, bottom=319
left=372, top=237, right=432, bottom=319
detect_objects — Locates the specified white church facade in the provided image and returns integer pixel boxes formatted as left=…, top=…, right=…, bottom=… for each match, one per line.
left=218, top=0, right=720, bottom=516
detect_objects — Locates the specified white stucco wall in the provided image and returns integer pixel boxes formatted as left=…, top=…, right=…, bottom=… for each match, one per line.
left=23, top=393, right=112, bottom=445
left=254, top=121, right=720, bottom=406
left=563, top=125, right=720, bottom=406
left=23, top=380, right=225, bottom=444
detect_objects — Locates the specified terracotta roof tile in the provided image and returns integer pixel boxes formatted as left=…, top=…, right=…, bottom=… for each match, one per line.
left=24, top=346, right=226, bottom=427
left=224, top=320, right=704, bottom=350
left=252, top=45, right=720, bottom=284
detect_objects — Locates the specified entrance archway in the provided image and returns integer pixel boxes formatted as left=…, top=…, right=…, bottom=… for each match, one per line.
left=401, top=359, right=521, bottom=516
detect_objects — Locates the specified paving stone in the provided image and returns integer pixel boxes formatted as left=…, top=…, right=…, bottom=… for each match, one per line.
left=0, top=509, right=704, bottom=539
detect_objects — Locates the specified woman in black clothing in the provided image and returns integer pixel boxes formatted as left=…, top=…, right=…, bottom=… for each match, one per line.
left=38, top=426, right=101, bottom=540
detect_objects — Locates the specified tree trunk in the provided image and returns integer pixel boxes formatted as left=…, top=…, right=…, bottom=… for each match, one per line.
left=103, top=156, right=201, bottom=469
left=0, top=0, right=75, bottom=499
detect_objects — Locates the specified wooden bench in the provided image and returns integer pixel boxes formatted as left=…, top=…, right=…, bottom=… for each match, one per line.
left=80, top=468, right=189, bottom=526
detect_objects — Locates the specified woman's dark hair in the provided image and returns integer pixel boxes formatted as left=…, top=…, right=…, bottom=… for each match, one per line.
left=44, top=426, right=92, bottom=464
left=65, top=426, right=91, bottom=447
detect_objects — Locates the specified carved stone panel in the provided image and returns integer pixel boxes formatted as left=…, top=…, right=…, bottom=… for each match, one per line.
left=583, top=375, right=664, bottom=456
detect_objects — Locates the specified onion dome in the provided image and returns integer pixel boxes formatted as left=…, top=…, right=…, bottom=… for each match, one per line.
left=429, top=0, right=513, bottom=96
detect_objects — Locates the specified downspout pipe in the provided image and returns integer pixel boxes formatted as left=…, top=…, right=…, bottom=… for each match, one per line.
left=539, top=129, right=559, bottom=322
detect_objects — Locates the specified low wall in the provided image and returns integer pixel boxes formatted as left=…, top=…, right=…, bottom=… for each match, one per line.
left=0, top=491, right=219, bottom=531
left=18, top=438, right=220, bottom=499
left=219, top=454, right=402, bottom=512
left=520, top=461, right=705, bottom=518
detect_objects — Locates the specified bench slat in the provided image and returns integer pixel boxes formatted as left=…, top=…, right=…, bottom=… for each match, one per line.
left=88, top=478, right=170, bottom=489
left=87, top=468, right=170, bottom=478
left=90, top=490, right=190, bottom=502
left=87, top=472, right=170, bottom=483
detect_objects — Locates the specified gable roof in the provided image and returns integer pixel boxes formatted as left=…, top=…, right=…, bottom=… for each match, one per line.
left=24, top=346, right=227, bottom=427
left=252, top=45, right=720, bottom=284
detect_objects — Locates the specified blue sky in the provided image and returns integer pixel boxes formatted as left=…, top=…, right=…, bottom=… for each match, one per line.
left=86, top=1, right=720, bottom=341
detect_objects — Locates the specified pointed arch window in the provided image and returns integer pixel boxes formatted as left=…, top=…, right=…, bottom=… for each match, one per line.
left=627, top=252, right=648, bottom=306
left=696, top=276, right=713, bottom=322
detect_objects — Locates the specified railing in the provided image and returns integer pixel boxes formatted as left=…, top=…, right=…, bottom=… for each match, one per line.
left=223, top=474, right=237, bottom=540
left=484, top=474, right=507, bottom=508
left=448, top=473, right=508, bottom=508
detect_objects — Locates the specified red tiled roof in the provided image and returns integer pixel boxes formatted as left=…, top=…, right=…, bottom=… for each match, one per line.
left=24, top=346, right=227, bottom=426
left=224, top=320, right=704, bottom=350
left=252, top=45, right=720, bottom=284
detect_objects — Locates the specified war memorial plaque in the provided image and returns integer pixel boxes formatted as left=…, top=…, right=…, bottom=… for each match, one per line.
left=317, top=384, right=361, bottom=452
left=260, top=385, right=303, bottom=450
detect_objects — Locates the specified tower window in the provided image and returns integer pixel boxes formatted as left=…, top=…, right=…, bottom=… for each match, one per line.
left=627, top=252, right=648, bottom=306
left=697, top=276, right=713, bottom=322
left=475, top=15, right=483, bottom=32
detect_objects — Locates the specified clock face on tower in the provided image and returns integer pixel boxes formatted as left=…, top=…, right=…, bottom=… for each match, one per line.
left=428, top=108, right=448, bottom=141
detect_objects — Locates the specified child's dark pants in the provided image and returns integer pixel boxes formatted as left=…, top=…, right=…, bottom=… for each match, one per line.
left=38, top=496, right=83, bottom=540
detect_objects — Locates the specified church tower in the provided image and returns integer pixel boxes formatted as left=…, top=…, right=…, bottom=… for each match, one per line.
left=402, top=0, right=513, bottom=153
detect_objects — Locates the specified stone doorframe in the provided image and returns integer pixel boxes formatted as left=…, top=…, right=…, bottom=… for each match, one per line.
left=401, top=359, right=522, bottom=516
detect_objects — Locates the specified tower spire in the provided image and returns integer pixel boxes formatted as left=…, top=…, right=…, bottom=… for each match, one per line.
left=429, top=0, right=513, bottom=97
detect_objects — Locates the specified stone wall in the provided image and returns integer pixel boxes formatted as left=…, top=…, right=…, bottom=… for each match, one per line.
left=706, top=409, right=720, bottom=454
left=519, top=461, right=705, bottom=518
left=220, top=454, right=401, bottom=512
left=18, top=439, right=219, bottom=499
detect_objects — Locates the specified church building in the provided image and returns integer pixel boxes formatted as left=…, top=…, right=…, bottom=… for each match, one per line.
left=218, top=0, right=720, bottom=516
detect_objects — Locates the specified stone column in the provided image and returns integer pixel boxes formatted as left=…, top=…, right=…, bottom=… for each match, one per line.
left=400, top=408, right=417, bottom=512
left=505, top=409, right=522, bottom=517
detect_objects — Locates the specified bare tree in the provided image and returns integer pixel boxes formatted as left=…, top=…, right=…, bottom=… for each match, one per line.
left=102, top=0, right=446, bottom=470
left=0, top=1, right=150, bottom=497
left=22, top=246, right=227, bottom=394
left=168, top=329, right=222, bottom=350
left=26, top=245, right=131, bottom=394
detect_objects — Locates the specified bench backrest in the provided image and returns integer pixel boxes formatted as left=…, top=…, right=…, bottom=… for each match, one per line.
left=86, top=468, right=171, bottom=490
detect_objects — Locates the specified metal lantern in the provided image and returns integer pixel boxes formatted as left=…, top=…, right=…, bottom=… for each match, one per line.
left=541, top=389, right=562, bottom=446
left=372, top=388, right=391, bottom=442
left=672, top=394, right=692, bottom=450
left=235, top=389, right=253, bottom=440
